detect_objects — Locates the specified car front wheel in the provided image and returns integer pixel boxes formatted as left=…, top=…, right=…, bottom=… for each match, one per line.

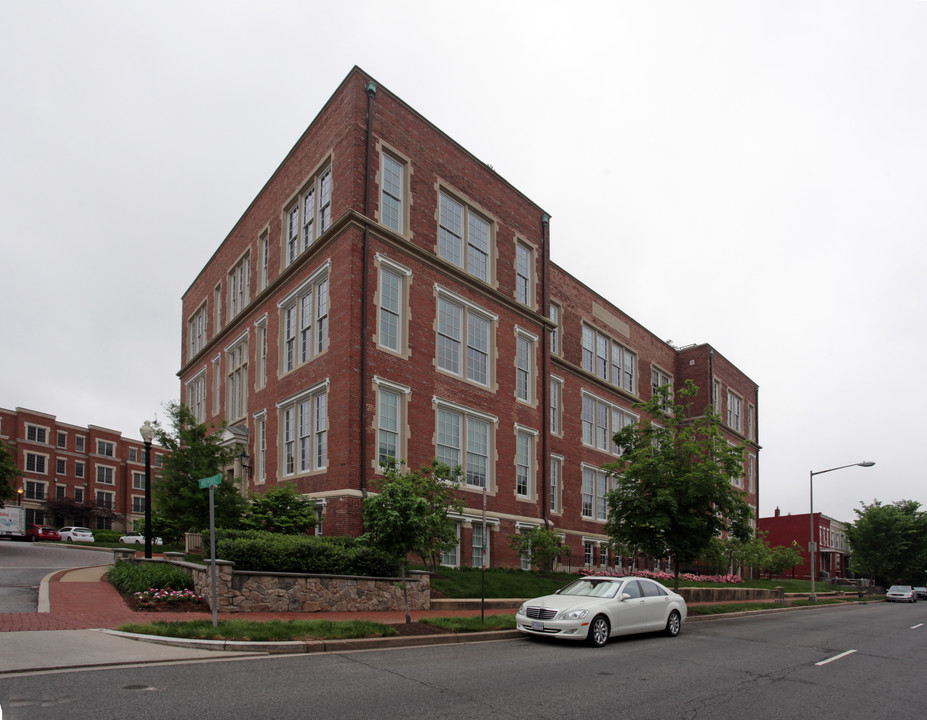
left=664, top=610, right=682, bottom=637
left=586, top=615, right=610, bottom=647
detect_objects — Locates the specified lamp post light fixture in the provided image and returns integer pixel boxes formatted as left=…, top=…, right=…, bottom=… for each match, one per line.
left=809, top=460, right=875, bottom=600
left=17, top=487, right=23, bottom=506
left=139, top=420, right=156, bottom=560
left=238, top=448, right=253, bottom=480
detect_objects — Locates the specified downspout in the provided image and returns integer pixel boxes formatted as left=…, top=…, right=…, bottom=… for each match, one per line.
left=360, top=79, right=377, bottom=499
left=540, top=213, right=551, bottom=529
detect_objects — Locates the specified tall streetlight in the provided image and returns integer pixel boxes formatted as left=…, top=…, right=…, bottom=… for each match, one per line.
left=139, top=421, right=155, bottom=560
left=810, top=460, right=875, bottom=600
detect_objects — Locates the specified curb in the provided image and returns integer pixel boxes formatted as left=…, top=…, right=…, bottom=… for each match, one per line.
left=102, top=628, right=524, bottom=654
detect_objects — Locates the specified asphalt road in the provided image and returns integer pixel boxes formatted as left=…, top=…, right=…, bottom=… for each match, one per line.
left=2, top=601, right=925, bottom=719
left=0, top=541, right=111, bottom=612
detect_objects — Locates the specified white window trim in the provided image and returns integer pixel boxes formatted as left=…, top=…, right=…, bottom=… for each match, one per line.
left=277, top=260, right=332, bottom=309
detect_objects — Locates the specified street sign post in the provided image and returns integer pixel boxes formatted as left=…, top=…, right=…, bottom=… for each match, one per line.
left=197, top=473, right=222, bottom=627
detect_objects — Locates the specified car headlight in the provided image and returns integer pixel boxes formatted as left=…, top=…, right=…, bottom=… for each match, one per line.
left=556, top=609, right=589, bottom=621
left=517, top=604, right=527, bottom=616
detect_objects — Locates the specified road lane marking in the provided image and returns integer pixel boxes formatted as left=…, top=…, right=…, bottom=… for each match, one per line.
left=911, top=623, right=924, bottom=629
left=815, top=650, right=857, bottom=666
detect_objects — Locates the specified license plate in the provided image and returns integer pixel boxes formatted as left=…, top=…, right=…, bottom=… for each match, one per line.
left=531, top=621, right=545, bottom=631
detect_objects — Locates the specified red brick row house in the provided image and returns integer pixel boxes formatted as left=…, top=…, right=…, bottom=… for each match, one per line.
left=178, top=67, right=759, bottom=570
left=759, top=508, right=850, bottom=580
left=0, top=407, right=166, bottom=532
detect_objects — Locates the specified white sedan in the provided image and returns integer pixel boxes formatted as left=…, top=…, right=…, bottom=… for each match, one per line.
left=516, top=576, right=687, bottom=647
left=119, top=532, right=163, bottom=545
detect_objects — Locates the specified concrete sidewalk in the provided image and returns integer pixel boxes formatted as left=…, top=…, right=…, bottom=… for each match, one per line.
left=0, top=561, right=520, bottom=673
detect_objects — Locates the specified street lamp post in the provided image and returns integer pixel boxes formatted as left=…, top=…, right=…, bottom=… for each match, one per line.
left=140, top=421, right=155, bottom=560
left=810, top=461, right=875, bottom=600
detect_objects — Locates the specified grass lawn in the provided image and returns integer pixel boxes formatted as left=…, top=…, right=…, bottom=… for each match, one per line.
left=118, top=618, right=401, bottom=641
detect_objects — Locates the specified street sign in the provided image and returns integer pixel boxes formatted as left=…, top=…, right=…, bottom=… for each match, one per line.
left=198, top=474, right=222, bottom=489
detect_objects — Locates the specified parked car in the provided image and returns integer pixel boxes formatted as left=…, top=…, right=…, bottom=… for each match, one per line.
left=58, top=527, right=95, bottom=543
left=885, top=585, right=916, bottom=603
left=118, top=531, right=163, bottom=545
left=912, top=587, right=927, bottom=600
left=515, top=576, right=687, bottom=647
left=23, top=525, right=61, bottom=542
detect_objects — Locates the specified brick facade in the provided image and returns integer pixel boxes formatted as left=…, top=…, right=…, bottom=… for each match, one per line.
left=0, top=407, right=166, bottom=532
left=178, top=67, right=760, bottom=570
left=759, top=509, right=850, bottom=580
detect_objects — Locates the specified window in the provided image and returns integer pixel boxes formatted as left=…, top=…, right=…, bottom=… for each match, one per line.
left=227, top=334, right=249, bottom=422
left=550, top=376, right=562, bottom=435
left=212, top=356, right=221, bottom=413
left=712, top=379, right=722, bottom=414
left=214, top=285, right=222, bottom=333
left=581, top=325, right=636, bottom=393
left=132, top=472, right=145, bottom=490
left=279, top=264, right=330, bottom=372
left=25, top=453, right=47, bottom=474
left=96, top=466, right=114, bottom=485
left=186, top=370, right=207, bottom=423
left=128, top=447, right=137, bottom=463
left=515, top=329, right=536, bottom=403
left=581, top=393, right=637, bottom=455
left=228, top=253, right=250, bottom=321
left=441, top=523, right=460, bottom=567
left=57, top=432, right=67, bottom=449
left=651, top=367, right=673, bottom=406
left=582, top=466, right=615, bottom=521
left=259, top=231, right=269, bottom=290
left=56, top=459, right=66, bottom=475
left=438, top=191, right=492, bottom=282
left=515, top=242, right=533, bottom=306
left=727, top=391, right=743, bottom=432
left=380, top=152, right=405, bottom=233
left=75, top=436, right=85, bottom=452
left=155, top=454, right=163, bottom=468
left=584, top=541, right=593, bottom=567
left=132, top=496, right=146, bottom=513
left=75, top=462, right=84, bottom=479
left=375, top=380, right=409, bottom=465
left=435, top=401, right=496, bottom=489
left=96, top=490, right=113, bottom=509
left=549, top=302, right=561, bottom=355
left=286, top=165, right=332, bottom=266
left=56, top=486, right=65, bottom=500
left=515, top=429, right=536, bottom=498
left=97, top=440, right=114, bottom=457
left=471, top=522, right=489, bottom=568
left=75, top=487, right=84, bottom=503
left=747, top=454, right=756, bottom=493
left=436, top=290, right=495, bottom=387
left=377, top=257, right=410, bottom=354
left=257, top=319, right=268, bottom=388
left=188, top=303, right=207, bottom=360
left=279, top=382, right=328, bottom=476
left=255, top=413, right=266, bottom=484
left=25, top=481, right=45, bottom=500
left=26, top=425, right=47, bottom=444
left=550, top=455, right=563, bottom=514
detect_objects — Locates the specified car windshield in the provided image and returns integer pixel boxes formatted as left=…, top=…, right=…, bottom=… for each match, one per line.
left=558, top=579, right=622, bottom=598
left=888, top=586, right=910, bottom=593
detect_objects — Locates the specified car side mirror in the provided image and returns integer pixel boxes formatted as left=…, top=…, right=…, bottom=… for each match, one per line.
left=620, top=593, right=632, bottom=601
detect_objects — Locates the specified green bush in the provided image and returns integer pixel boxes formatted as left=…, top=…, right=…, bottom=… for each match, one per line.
left=106, top=561, right=194, bottom=594
left=212, top=530, right=400, bottom=576
left=93, top=529, right=125, bottom=544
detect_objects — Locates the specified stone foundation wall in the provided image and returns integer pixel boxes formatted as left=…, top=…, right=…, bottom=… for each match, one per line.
left=161, top=556, right=430, bottom=614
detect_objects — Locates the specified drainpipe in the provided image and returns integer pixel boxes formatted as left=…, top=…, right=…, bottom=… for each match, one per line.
left=360, top=79, right=377, bottom=499
left=541, top=213, right=550, bottom=528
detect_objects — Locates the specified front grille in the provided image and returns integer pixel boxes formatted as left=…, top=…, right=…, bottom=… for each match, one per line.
left=525, top=606, right=558, bottom=620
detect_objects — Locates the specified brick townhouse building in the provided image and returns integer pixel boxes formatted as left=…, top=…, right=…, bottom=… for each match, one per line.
left=0, top=407, right=166, bottom=533
left=759, top=508, right=850, bottom=580
left=178, top=66, right=759, bottom=570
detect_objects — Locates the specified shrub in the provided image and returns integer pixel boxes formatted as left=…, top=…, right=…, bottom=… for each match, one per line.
left=107, top=561, right=194, bottom=595
left=93, top=529, right=125, bottom=544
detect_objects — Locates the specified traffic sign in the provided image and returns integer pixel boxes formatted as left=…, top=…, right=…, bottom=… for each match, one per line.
left=198, top=473, right=222, bottom=489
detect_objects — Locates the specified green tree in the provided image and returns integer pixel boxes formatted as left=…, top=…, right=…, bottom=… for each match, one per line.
left=361, top=460, right=463, bottom=622
left=509, top=526, right=566, bottom=572
left=0, top=439, right=20, bottom=507
left=604, top=380, right=754, bottom=591
left=240, top=483, right=317, bottom=535
left=762, top=541, right=804, bottom=580
left=847, top=499, right=927, bottom=586
left=151, top=402, right=247, bottom=539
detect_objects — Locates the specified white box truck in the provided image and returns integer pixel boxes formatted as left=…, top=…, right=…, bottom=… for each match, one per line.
left=0, top=506, right=26, bottom=539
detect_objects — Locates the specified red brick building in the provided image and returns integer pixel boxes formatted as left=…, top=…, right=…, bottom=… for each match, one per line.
left=759, top=508, right=850, bottom=580
left=0, top=407, right=166, bottom=532
left=178, top=67, right=760, bottom=570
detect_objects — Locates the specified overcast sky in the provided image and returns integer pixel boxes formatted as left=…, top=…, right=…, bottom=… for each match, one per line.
left=2, top=1, right=924, bottom=524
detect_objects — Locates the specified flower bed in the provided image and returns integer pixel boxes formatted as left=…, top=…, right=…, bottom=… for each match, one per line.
left=579, top=569, right=745, bottom=584
left=133, top=588, right=205, bottom=611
